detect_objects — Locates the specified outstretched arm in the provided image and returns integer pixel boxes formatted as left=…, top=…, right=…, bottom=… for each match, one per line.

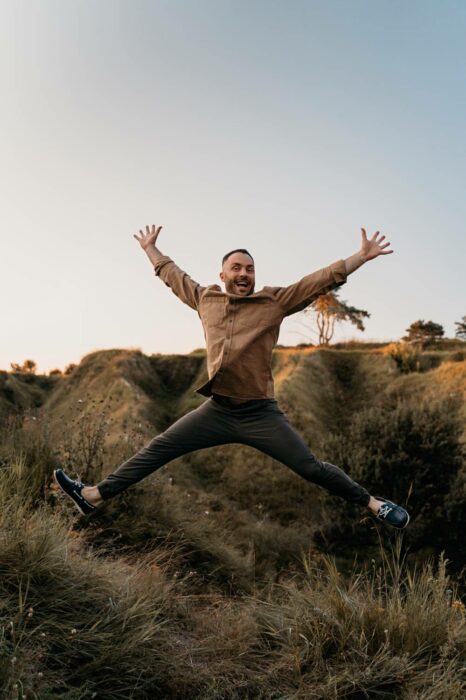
left=133, top=224, right=205, bottom=310
left=272, top=227, right=394, bottom=317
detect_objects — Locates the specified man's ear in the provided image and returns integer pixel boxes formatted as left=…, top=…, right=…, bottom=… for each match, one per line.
left=219, top=270, right=224, bottom=282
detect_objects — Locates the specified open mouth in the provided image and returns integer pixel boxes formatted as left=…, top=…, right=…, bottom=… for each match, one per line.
left=235, top=281, right=249, bottom=289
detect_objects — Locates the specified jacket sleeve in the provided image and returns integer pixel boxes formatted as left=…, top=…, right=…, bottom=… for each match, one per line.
left=153, top=255, right=205, bottom=311
left=271, top=259, right=348, bottom=317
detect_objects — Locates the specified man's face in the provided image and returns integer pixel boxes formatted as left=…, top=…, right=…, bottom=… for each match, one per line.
left=220, top=252, right=255, bottom=296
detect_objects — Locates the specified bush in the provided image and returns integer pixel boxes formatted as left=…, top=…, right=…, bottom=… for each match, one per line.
left=316, top=393, right=465, bottom=561
left=382, top=342, right=421, bottom=373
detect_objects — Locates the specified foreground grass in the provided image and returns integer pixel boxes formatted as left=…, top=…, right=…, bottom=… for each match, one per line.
left=0, top=452, right=465, bottom=699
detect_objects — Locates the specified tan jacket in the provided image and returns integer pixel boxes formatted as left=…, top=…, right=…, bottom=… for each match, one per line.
left=154, top=255, right=348, bottom=400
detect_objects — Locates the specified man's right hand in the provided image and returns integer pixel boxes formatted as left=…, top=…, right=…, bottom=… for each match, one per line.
left=133, top=224, right=163, bottom=251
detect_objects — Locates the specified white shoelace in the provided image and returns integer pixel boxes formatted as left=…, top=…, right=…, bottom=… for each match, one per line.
left=378, top=504, right=393, bottom=519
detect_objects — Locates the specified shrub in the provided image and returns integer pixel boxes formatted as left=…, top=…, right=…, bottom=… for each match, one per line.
left=382, top=342, right=421, bottom=373
left=316, top=393, right=465, bottom=562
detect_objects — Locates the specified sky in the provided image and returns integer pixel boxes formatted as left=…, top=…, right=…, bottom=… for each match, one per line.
left=1, top=0, right=465, bottom=374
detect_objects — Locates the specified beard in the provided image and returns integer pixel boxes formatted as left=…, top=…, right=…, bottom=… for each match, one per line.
left=225, top=277, right=255, bottom=295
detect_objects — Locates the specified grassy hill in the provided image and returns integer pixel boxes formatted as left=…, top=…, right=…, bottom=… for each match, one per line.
left=0, top=341, right=465, bottom=698
left=2, top=342, right=465, bottom=567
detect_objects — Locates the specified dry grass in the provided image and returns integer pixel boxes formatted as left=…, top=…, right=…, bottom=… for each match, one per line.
left=0, top=346, right=465, bottom=697
left=0, top=412, right=465, bottom=698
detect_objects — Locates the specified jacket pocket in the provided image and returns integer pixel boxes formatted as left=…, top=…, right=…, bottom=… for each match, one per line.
left=200, top=299, right=226, bottom=327
left=234, top=302, right=278, bottom=330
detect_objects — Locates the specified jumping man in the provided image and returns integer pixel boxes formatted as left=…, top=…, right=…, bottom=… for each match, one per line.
left=54, top=225, right=410, bottom=529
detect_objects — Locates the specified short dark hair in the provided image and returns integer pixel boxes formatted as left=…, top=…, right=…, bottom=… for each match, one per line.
left=222, top=248, right=254, bottom=266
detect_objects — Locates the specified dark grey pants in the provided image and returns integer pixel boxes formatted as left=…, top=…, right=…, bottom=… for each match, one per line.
left=96, top=396, right=371, bottom=506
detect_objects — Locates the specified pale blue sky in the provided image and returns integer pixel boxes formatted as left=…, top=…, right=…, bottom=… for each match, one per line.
left=1, top=0, right=465, bottom=373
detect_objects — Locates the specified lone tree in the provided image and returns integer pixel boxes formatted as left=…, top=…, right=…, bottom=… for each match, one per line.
left=402, top=320, right=444, bottom=346
left=454, top=315, right=466, bottom=340
left=303, top=290, right=370, bottom=346
left=10, top=359, right=37, bottom=374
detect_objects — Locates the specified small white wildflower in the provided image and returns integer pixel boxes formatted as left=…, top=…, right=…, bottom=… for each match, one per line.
left=71, top=628, right=77, bottom=635
left=11, top=656, right=17, bottom=664
left=38, top=672, right=43, bottom=678
left=40, top=632, right=46, bottom=638
left=204, top=510, right=210, bottom=515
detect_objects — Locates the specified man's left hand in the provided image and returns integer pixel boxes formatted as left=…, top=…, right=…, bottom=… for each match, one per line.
left=360, top=228, right=394, bottom=262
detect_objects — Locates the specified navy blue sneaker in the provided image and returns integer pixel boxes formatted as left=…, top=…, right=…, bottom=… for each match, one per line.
left=53, top=469, right=98, bottom=515
left=374, top=496, right=410, bottom=529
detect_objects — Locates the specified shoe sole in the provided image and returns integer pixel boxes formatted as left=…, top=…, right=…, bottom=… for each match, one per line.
left=53, top=469, right=94, bottom=516
left=376, top=513, right=409, bottom=529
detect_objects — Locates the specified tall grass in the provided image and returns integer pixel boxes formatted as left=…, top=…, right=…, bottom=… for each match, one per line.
left=0, top=406, right=464, bottom=698
left=249, top=542, right=466, bottom=699
left=0, top=465, right=181, bottom=698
